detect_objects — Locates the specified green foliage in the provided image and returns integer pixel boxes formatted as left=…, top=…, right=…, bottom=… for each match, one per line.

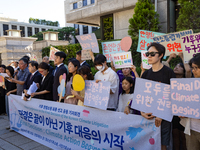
left=102, top=17, right=113, bottom=40
left=128, top=0, right=160, bottom=66
left=29, top=17, right=59, bottom=27
left=176, top=0, right=200, bottom=33
left=31, top=27, right=75, bottom=42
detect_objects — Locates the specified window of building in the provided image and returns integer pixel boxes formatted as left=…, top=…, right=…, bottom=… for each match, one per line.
left=35, top=28, right=39, bottom=34
left=92, top=27, right=98, bottom=32
left=42, top=28, right=46, bottom=32
left=83, top=25, right=88, bottom=34
left=12, top=25, right=17, bottom=30
left=83, top=0, right=87, bottom=6
left=28, top=27, right=32, bottom=37
left=101, top=14, right=114, bottom=40
left=3, top=24, right=8, bottom=35
left=73, top=2, right=77, bottom=9
left=74, top=24, right=79, bottom=43
left=91, top=0, right=95, bottom=4
left=20, top=26, right=25, bottom=37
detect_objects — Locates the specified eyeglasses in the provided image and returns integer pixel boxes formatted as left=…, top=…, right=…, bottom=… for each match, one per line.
left=191, top=66, right=199, bottom=71
left=145, top=52, right=159, bottom=57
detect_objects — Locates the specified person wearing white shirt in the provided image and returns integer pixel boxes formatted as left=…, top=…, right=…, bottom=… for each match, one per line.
left=94, top=54, right=119, bottom=111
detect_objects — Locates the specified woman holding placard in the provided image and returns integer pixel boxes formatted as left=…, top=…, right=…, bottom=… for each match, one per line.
left=71, top=65, right=94, bottom=106
left=181, top=53, right=200, bottom=150
left=64, top=58, right=80, bottom=105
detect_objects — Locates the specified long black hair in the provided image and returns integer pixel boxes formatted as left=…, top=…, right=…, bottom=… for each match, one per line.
left=77, top=65, right=94, bottom=80
left=66, top=58, right=80, bottom=82
left=121, top=76, right=135, bottom=95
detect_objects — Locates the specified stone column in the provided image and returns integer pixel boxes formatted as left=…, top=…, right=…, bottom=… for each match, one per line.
left=88, top=26, right=92, bottom=34
left=9, top=24, right=12, bottom=30
left=32, top=27, right=35, bottom=35
left=79, top=25, right=83, bottom=35
left=17, top=25, right=20, bottom=30
left=25, top=26, right=28, bottom=37
left=39, top=28, right=42, bottom=32
left=0, top=23, right=3, bottom=36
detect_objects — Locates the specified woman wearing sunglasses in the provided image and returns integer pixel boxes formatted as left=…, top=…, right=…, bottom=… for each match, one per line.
left=141, top=42, right=176, bottom=150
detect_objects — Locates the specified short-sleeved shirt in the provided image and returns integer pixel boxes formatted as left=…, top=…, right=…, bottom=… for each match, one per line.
left=94, top=67, right=119, bottom=109
left=16, top=67, right=30, bottom=95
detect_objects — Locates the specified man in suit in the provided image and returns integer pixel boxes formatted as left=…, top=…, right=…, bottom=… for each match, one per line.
left=23, top=61, right=42, bottom=101
left=53, top=51, right=68, bottom=101
left=42, top=56, right=54, bottom=74
left=76, top=50, right=91, bottom=68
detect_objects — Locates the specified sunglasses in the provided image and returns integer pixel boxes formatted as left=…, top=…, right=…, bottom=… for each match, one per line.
left=145, top=52, right=159, bottom=57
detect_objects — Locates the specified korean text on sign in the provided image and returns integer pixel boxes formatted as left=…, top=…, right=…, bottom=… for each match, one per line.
left=84, top=80, right=110, bottom=110
left=131, top=78, right=173, bottom=122
left=137, top=30, right=165, bottom=52
left=102, top=41, right=124, bottom=62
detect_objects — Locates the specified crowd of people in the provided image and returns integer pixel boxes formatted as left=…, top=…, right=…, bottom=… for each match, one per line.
left=0, top=42, right=200, bottom=150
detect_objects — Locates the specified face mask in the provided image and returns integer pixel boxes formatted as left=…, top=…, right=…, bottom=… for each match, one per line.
left=96, top=65, right=105, bottom=71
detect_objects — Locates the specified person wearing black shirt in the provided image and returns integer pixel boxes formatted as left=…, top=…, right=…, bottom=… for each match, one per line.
left=42, top=56, right=54, bottom=75
left=141, top=43, right=176, bottom=150
left=31, top=62, right=54, bottom=100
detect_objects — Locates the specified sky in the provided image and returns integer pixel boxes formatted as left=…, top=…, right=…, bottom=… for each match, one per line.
left=0, top=0, right=66, bottom=27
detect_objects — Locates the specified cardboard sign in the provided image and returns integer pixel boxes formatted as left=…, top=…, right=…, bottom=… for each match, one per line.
left=153, top=29, right=193, bottom=56
left=102, top=41, right=124, bottom=62
left=137, top=30, right=165, bottom=52
left=9, top=94, right=161, bottom=150
left=76, top=33, right=99, bottom=53
left=81, top=49, right=92, bottom=60
left=49, top=46, right=60, bottom=61
left=131, top=78, right=173, bottom=122
left=171, top=78, right=200, bottom=119
left=111, top=52, right=133, bottom=69
left=141, top=51, right=152, bottom=69
left=84, top=80, right=110, bottom=110
left=180, top=32, right=200, bottom=63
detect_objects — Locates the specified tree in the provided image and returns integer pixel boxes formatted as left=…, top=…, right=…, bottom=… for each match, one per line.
left=176, top=0, right=200, bottom=33
left=128, top=0, right=160, bottom=66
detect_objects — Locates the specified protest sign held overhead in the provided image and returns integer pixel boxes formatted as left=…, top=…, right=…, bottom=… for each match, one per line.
left=111, top=52, right=133, bottom=69
left=76, top=33, right=99, bottom=53
left=171, top=78, right=200, bottom=119
left=102, top=41, right=124, bottom=62
left=49, top=46, right=60, bottom=61
left=153, top=29, right=193, bottom=56
left=81, top=49, right=92, bottom=60
left=120, top=37, right=132, bottom=52
left=8, top=94, right=161, bottom=150
left=141, top=51, right=152, bottom=69
left=131, top=78, right=173, bottom=122
left=180, top=32, right=200, bottom=63
left=84, top=80, right=110, bottom=110
left=137, top=30, right=165, bottom=52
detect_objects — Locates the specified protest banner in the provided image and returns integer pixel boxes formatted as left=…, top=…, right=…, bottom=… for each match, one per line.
left=111, top=52, right=133, bottom=69
left=152, top=29, right=193, bottom=56
left=49, top=46, right=60, bottom=61
left=102, top=41, right=124, bottom=62
left=76, top=33, right=99, bottom=53
left=137, top=30, right=165, bottom=52
left=131, top=78, right=173, bottom=122
left=81, top=49, right=92, bottom=60
left=9, top=94, right=161, bottom=150
left=180, top=32, right=200, bottom=63
left=170, top=78, right=200, bottom=119
left=84, top=81, right=110, bottom=110
left=141, top=51, right=152, bottom=69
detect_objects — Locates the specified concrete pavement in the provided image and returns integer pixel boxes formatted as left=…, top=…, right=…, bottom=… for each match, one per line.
left=0, top=115, right=52, bottom=150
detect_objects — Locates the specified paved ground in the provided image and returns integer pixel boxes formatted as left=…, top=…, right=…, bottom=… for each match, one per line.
left=0, top=115, right=52, bottom=150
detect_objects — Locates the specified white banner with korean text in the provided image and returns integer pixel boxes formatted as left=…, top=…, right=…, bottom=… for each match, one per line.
left=8, top=95, right=161, bottom=150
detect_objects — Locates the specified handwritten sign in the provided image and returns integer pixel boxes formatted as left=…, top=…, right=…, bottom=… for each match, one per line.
left=131, top=78, right=173, bottom=122
left=153, top=29, right=193, bottom=56
left=84, top=80, right=110, bottom=110
left=111, top=52, right=133, bottom=69
left=76, top=33, right=99, bottom=53
left=171, top=78, right=200, bottom=119
left=101, top=41, right=124, bottom=62
left=180, top=32, right=200, bottom=63
left=81, top=49, right=92, bottom=60
left=137, top=30, right=165, bottom=52
left=30, top=54, right=37, bottom=61
left=49, top=46, right=60, bottom=61
left=141, top=51, right=152, bottom=69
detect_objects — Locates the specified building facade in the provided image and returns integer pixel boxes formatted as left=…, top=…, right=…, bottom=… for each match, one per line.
left=0, top=17, right=62, bottom=37
left=64, top=0, right=177, bottom=40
